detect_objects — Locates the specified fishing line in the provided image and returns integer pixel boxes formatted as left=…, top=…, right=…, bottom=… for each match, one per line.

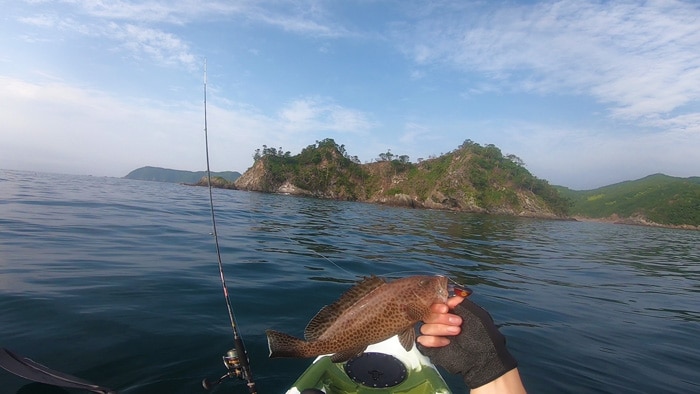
left=202, top=60, right=257, bottom=394
left=271, top=226, right=467, bottom=290
left=244, top=206, right=470, bottom=296
left=279, top=226, right=356, bottom=278
left=244, top=202, right=357, bottom=279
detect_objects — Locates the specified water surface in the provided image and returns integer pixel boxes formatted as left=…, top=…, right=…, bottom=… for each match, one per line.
left=1, top=170, right=698, bottom=393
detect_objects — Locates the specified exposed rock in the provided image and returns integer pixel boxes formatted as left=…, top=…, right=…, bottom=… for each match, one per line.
left=234, top=160, right=267, bottom=191
left=191, top=175, right=237, bottom=189
left=573, top=214, right=699, bottom=230
left=377, top=193, right=422, bottom=208
left=232, top=139, right=571, bottom=220
left=277, top=181, right=311, bottom=196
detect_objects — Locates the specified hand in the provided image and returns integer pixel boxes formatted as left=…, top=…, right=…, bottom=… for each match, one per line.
left=417, top=295, right=465, bottom=347
left=417, top=297, right=519, bottom=390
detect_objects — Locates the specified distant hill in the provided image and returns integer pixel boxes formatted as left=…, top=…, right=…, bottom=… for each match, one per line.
left=235, top=138, right=570, bottom=218
left=556, top=174, right=700, bottom=227
left=124, top=166, right=241, bottom=183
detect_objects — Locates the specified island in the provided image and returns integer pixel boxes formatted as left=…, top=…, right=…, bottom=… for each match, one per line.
left=129, top=139, right=699, bottom=230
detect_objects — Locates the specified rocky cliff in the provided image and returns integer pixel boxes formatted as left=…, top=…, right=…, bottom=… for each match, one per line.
left=234, top=139, right=570, bottom=218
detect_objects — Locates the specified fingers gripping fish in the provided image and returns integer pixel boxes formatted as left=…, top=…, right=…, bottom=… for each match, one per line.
left=265, top=275, right=448, bottom=363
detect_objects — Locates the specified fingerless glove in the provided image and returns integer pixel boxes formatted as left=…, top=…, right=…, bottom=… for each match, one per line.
left=418, top=299, right=518, bottom=389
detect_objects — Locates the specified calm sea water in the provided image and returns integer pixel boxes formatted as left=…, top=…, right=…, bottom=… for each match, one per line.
left=1, top=169, right=698, bottom=393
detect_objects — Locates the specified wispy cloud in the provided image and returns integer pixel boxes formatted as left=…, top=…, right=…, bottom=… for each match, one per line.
left=34, top=0, right=352, bottom=36
left=15, top=0, right=353, bottom=69
left=0, top=73, right=377, bottom=175
left=74, top=0, right=202, bottom=24
left=107, top=23, right=197, bottom=69
left=18, top=13, right=92, bottom=35
left=17, top=11, right=197, bottom=69
left=399, top=122, right=432, bottom=145
left=395, top=1, right=700, bottom=129
left=0, top=75, right=197, bottom=174
left=17, top=14, right=55, bottom=28
left=277, top=97, right=375, bottom=134
left=473, top=116, right=700, bottom=189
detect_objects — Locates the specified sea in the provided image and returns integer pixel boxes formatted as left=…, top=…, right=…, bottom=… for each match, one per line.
left=0, top=169, right=698, bottom=394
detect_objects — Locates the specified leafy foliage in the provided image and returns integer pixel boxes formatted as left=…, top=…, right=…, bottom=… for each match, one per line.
left=557, top=174, right=700, bottom=226
left=253, top=138, right=367, bottom=199
left=414, top=140, right=571, bottom=215
left=245, top=138, right=572, bottom=216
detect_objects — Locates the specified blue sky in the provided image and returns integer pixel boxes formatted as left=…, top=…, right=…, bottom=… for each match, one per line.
left=2, top=1, right=699, bottom=190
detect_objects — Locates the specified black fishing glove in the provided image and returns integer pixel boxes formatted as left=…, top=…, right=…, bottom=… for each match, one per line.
left=418, top=299, right=518, bottom=389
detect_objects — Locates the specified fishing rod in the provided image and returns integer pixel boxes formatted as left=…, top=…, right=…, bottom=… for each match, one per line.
left=200, top=60, right=257, bottom=394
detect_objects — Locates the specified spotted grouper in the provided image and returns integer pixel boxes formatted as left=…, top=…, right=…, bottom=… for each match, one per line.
left=265, top=275, right=448, bottom=362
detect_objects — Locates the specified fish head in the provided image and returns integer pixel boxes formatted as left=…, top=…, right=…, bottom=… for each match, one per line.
left=394, top=275, right=449, bottom=309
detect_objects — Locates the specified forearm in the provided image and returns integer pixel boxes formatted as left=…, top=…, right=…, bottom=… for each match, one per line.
left=470, top=368, right=526, bottom=394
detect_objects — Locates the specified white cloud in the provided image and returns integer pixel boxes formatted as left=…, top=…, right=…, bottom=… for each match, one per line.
left=0, top=76, right=376, bottom=176
left=107, top=23, right=197, bottom=69
left=27, top=0, right=350, bottom=36
left=277, top=97, right=375, bottom=134
left=397, top=0, right=700, bottom=126
left=481, top=119, right=700, bottom=189
left=18, top=13, right=92, bottom=35
left=253, top=11, right=347, bottom=38
left=0, top=76, right=203, bottom=175
left=399, top=122, right=431, bottom=144
left=16, top=11, right=197, bottom=70
left=14, top=1, right=354, bottom=71
left=63, top=0, right=243, bottom=24
left=17, top=14, right=56, bottom=28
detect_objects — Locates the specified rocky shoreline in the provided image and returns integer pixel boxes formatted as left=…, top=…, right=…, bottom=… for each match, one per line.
left=572, top=215, right=699, bottom=231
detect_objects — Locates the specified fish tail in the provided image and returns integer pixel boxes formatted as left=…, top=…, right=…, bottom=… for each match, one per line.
left=266, top=329, right=309, bottom=358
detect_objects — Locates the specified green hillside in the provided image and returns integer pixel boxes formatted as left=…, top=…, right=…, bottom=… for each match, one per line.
left=235, top=138, right=571, bottom=217
left=557, top=174, right=700, bottom=226
left=124, top=166, right=241, bottom=183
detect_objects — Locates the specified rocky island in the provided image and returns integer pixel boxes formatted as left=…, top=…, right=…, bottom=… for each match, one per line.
left=183, top=138, right=699, bottom=229
left=232, top=138, right=570, bottom=219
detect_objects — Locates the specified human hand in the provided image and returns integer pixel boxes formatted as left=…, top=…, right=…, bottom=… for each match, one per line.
left=417, top=295, right=465, bottom=347
left=417, top=297, right=518, bottom=389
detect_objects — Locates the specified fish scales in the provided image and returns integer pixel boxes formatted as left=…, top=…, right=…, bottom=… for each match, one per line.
left=304, top=275, right=386, bottom=340
left=266, top=275, right=448, bottom=362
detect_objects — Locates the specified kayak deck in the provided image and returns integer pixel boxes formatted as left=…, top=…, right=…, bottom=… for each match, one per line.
left=285, top=335, right=451, bottom=394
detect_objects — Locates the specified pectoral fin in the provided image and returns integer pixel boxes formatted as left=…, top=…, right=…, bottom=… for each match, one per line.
left=398, top=327, right=416, bottom=351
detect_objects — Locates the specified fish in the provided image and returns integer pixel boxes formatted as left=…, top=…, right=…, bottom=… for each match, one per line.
left=266, top=275, right=448, bottom=363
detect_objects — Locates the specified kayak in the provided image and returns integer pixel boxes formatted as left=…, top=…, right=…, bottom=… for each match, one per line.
left=285, top=335, right=452, bottom=394
left=2, top=335, right=452, bottom=393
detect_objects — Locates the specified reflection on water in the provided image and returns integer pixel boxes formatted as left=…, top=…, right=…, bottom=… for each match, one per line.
left=0, top=169, right=698, bottom=393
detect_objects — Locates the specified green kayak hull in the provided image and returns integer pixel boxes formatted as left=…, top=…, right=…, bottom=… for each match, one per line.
left=285, top=335, right=452, bottom=394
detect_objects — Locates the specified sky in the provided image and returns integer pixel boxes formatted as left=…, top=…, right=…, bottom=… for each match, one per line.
left=2, top=1, right=699, bottom=190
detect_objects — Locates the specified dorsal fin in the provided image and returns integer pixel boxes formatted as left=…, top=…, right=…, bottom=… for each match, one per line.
left=304, top=276, right=386, bottom=341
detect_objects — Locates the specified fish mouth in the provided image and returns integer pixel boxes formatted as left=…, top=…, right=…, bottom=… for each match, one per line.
left=448, top=283, right=473, bottom=298
left=445, top=275, right=473, bottom=298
